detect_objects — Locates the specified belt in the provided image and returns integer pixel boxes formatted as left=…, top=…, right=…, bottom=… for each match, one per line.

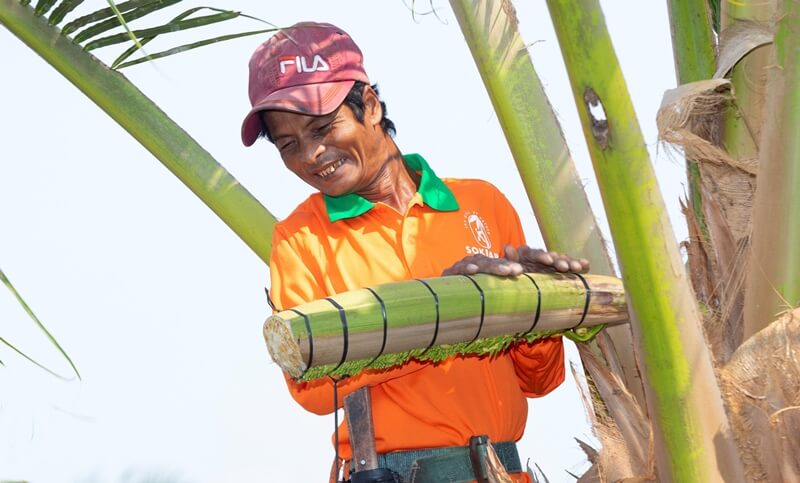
left=372, top=440, right=522, bottom=483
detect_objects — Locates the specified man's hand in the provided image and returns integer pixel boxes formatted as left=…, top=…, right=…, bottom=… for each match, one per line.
left=441, top=244, right=589, bottom=277
left=504, top=244, right=589, bottom=274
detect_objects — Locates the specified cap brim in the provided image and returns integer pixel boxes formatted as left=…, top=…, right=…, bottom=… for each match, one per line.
left=241, top=79, right=356, bottom=147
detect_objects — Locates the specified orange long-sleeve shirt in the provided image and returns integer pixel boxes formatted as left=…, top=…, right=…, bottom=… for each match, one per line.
left=268, top=154, right=564, bottom=481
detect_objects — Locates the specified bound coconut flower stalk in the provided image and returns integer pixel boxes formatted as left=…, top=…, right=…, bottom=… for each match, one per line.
left=264, top=273, right=628, bottom=381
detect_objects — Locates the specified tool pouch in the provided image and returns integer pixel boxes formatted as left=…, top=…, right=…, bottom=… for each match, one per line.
left=469, top=435, right=490, bottom=483
left=349, top=467, right=402, bottom=483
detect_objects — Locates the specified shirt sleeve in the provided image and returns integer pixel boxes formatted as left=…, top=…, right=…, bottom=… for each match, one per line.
left=269, top=224, right=426, bottom=415
left=490, top=184, right=566, bottom=397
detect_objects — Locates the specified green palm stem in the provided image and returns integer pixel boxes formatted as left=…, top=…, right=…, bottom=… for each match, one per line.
left=720, top=0, right=774, bottom=168
left=448, top=0, right=644, bottom=405
left=0, top=0, right=277, bottom=264
left=666, top=0, right=716, bottom=240
left=742, top=0, right=800, bottom=339
left=265, top=273, right=626, bottom=381
left=545, top=0, right=745, bottom=480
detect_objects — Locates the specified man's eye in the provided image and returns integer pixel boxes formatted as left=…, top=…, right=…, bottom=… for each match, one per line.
left=278, top=140, right=295, bottom=151
left=314, top=122, right=332, bottom=137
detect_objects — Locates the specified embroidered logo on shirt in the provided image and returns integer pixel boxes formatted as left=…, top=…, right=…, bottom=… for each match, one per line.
left=464, top=212, right=499, bottom=258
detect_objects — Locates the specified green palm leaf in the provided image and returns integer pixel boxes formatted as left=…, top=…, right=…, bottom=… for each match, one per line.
left=110, top=6, right=275, bottom=68
left=105, top=0, right=145, bottom=57
left=61, top=0, right=164, bottom=35
left=71, top=0, right=180, bottom=43
left=84, top=9, right=242, bottom=50
left=47, top=0, right=83, bottom=24
left=33, top=0, right=56, bottom=16
left=115, top=27, right=276, bottom=68
left=0, top=268, right=80, bottom=379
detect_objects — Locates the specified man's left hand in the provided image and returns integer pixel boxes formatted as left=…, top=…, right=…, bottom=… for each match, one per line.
left=504, top=244, right=589, bottom=274
left=441, top=244, right=589, bottom=277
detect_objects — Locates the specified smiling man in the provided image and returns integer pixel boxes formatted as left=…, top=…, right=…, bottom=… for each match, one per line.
left=242, top=22, right=588, bottom=483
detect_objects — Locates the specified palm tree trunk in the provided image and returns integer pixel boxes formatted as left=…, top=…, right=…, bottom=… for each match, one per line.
left=715, top=0, right=775, bottom=349
left=742, top=0, right=800, bottom=339
left=666, top=0, right=748, bottom=363
left=0, top=0, right=278, bottom=264
left=545, top=0, right=745, bottom=479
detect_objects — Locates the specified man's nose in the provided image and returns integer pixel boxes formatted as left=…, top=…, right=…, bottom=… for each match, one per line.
left=300, top=140, right=326, bottom=166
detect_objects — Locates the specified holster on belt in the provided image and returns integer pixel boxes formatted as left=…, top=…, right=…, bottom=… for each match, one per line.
left=470, top=436, right=514, bottom=483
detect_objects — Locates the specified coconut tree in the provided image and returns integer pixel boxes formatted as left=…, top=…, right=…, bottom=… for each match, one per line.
left=4, top=0, right=800, bottom=481
left=0, top=0, right=279, bottom=264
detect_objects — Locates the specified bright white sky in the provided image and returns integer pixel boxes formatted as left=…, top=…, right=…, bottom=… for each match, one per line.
left=1, top=1, right=684, bottom=482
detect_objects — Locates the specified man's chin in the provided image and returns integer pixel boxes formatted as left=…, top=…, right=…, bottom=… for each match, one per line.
left=317, top=185, right=353, bottom=198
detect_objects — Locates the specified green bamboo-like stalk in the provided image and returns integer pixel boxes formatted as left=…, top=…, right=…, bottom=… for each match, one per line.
left=545, top=0, right=745, bottom=480
left=666, top=0, right=716, bottom=239
left=742, top=0, right=800, bottom=339
left=448, top=0, right=612, bottom=269
left=265, top=273, right=626, bottom=380
left=720, top=0, right=774, bottom=168
left=448, top=0, right=644, bottom=405
left=0, top=0, right=277, bottom=264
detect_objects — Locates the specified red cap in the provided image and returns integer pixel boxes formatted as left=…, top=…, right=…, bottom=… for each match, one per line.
left=241, top=22, right=370, bottom=146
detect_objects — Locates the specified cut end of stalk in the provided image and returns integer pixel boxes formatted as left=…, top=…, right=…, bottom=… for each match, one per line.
left=264, top=315, right=305, bottom=378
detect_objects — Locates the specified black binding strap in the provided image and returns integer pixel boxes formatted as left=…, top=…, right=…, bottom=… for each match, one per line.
left=521, top=273, right=543, bottom=335
left=415, top=279, right=440, bottom=354
left=462, top=274, right=486, bottom=343
left=572, top=273, right=592, bottom=329
left=364, top=287, right=389, bottom=367
left=264, top=287, right=276, bottom=311
left=325, top=297, right=349, bottom=372
left=289, top=308, right=314, bottom=378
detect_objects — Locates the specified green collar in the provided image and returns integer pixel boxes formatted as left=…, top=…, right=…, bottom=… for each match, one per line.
left=323, top=153, right=459, bottom=222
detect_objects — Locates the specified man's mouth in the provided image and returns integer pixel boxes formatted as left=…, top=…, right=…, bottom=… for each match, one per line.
left=316, top=159, right=344, bottom=179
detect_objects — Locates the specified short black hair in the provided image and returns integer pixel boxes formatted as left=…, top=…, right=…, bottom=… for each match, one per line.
left=259, top=81, right=396, bottom=142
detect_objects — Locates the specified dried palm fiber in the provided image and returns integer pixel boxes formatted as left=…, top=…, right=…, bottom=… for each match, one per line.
left=669, top=19, right=773, bottom=363
left=264, top=273, right=627, bottom=381
left=573, top=345, right=653, bottom=482
left=721, top=308, right=800, bottom=482
left=658, top=78, right=755, bottom=363
left=658, top=79, right=756, bottom=175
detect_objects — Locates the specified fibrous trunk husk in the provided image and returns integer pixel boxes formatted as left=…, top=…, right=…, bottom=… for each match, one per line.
left=658, top=78, right=753, bottom=364
left=721, top=308, right=800, bottom=482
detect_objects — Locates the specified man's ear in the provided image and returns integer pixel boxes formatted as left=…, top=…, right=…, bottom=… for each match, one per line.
left=362, top=85, right=383, bottom=129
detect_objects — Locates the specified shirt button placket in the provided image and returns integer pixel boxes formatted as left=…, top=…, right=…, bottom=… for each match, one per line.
left=401, top=212, right=419, bottom=277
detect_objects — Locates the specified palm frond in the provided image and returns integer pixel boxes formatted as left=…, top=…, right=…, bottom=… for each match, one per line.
left=105, top=0, right=145, bottom=57
left=30, top=0, right=279, bottom=70
left=0, top=336, right=72, bottom=380
left=47, top=0, right=83, bottom=24
left=61, top=0, right=161, bottom=35
left=72, top=0, right=180, bottom=43
left=0, top=268, right=80, bottom=379
left=33, top=0, right=57, bottom=16
left=110, top=6, right=274, bottom=68
left=115, top=27, right=275, bottom=68
left=83, top=9, right=238, bottom=51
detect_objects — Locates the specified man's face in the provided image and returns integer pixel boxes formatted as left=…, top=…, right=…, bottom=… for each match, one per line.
left=262, top=91, right=384, bottom=198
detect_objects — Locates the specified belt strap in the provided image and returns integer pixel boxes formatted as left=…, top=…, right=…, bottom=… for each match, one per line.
left=374, top=441, right=521, bottom=483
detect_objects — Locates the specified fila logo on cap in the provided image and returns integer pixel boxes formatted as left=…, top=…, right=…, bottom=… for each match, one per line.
left=279, top=55, right=331, bottom=74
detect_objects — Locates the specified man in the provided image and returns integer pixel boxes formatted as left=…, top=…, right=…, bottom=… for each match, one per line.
left=241, top=22, right=589, bottom=483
